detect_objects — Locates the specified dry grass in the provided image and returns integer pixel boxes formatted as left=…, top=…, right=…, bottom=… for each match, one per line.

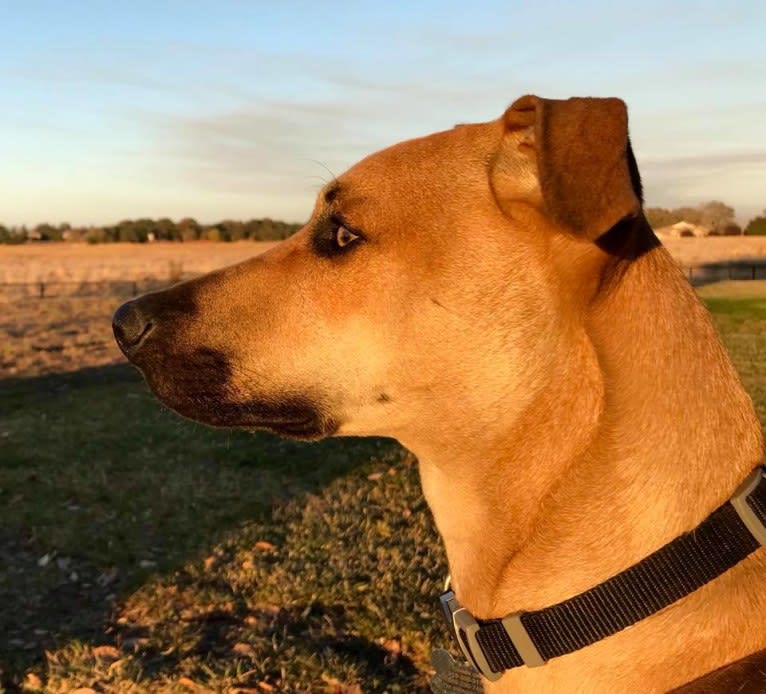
left=660, top=236, right=766, bottom=266
left=0, top=242, right=277, bottom=284
left=0, top=296, right=124, bottom=378
left=1, top=235, right=764, bottom=288
left=0, top=243, right=276, bottom=379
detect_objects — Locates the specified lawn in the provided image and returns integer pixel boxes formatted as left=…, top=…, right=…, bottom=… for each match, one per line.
left=1, top=283, right=765, bottom=693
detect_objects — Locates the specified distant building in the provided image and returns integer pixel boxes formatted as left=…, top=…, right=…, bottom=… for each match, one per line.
left=655, top=221, right=714, bottom=238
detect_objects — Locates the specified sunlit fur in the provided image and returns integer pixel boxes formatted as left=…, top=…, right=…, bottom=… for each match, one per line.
left=118, top=97, right=765, bottom=692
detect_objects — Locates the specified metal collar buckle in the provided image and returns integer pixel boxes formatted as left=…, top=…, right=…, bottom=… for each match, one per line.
left=440, top=590, right=545, bottom=681
left=731, top=467, right=766, bottom=546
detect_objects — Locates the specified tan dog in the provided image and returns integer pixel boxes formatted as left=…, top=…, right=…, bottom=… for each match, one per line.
left=113, top=95, right=766, bottom=692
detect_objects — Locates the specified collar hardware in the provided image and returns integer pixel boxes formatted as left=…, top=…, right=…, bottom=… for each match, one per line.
left=731, top=467, right=766, bottom=546
left=435, top=465, right=766, bottom=684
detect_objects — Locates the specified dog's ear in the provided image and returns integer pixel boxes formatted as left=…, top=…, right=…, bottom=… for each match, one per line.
left=490, top=95, right=643, bottom=241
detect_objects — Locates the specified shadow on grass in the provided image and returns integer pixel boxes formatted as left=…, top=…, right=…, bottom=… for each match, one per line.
left=0, top=363, right=437, bottom=691
left=113, top=600, right=420, bottom=685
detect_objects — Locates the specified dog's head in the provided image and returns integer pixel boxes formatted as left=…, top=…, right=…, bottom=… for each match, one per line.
left=113, top=95, right=653, bottom=446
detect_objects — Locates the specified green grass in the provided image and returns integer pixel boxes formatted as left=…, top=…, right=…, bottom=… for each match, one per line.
left=1, top=285, right=765, bottom=692
left=0, top=367, right=447, bottom=692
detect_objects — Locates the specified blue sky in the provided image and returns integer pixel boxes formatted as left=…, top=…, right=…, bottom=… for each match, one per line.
left=1, top=0, right=764, bottom=226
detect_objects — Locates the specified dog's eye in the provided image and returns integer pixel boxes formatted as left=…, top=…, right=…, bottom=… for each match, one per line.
left=335, top=225, right=360, bottom=248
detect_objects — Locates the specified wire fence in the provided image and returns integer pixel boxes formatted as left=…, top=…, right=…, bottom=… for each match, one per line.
left=0, top=261, right=765, bottom=301
left=685, top=261, right=766, bottom=285
left=0, top=278, right=184, bottom=301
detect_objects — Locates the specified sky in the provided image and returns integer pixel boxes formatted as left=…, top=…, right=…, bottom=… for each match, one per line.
left=1, top=0, right=764, bottom=227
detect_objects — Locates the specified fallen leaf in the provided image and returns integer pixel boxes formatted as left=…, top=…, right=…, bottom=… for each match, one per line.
left=107, top=659, right=125, bottom=674
left=92, top=645, right=120, bottom=659
left=203, top=555, right=217, bottom=570
left=320, top=673, right=343, bottom=689
left=377, top=637, right=402, bottom=655
left=367, top=472, right=384, bottom=481
left=254, top=541, right=276, bottom=552
left=23, top=672, right=43, bottom=691
left=71, top=689, right=98, bottom=694
left=178, top=676, right=200, bottom=689
left=232, top=642, right=255, bottom=657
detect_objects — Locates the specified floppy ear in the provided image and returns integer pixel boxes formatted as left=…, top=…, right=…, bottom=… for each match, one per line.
left=490, top=94, right=643, bottom=242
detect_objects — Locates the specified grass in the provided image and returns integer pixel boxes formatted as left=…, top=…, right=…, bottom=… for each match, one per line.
left=0, top=242, right=276, bottom=285
left=0, top=296, right=125, bottom=378
left=0, top=367, right=447, bottom=693
left=0, top=280, right=765, bottom=692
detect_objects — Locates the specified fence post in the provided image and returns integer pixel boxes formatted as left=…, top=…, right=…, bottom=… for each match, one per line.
left=39, top=282, right=45, bottom=299
left=132, top=281, right=138, bottom=297
left=753, top=265, right=757, bottom=281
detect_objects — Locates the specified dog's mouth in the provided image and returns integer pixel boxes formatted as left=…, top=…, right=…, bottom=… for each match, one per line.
left=151, top=384, right=337, bottom=440
left=129, top=349, right=337, bottom=440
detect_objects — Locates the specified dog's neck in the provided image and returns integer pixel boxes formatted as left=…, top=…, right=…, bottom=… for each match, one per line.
left=411, top=241, right=765, bottom=690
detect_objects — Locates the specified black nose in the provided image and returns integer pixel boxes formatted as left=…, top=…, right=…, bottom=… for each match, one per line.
left=113, top=300, right=153, bottom=357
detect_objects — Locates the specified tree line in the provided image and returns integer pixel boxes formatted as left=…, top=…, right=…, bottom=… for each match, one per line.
left=1, top=203, right=766, bottom=244
left=0, top=217, right=302, bottom=245
left=644, top=201, right=766, bottom=236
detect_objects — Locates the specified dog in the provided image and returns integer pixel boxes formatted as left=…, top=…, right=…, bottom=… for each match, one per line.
left=113, top=95, right=766, bottom=692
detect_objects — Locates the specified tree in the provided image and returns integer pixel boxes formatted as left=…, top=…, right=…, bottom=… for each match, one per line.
left=178, top=217, right=200, bottom=242
left=219, top=219, right=244, bottom=242
left=201, top=227, right=221, bottom=242
left=698, top=201, right=736, bottom=233
left=645, top=207, right=677, bottom=229
left=745, top=214, right=766, bottom=236
left=34, top=223, right=62, bottom=241
left=85, top=227, right=108, bottom=244
left=155, top=217, right=177, bottom=241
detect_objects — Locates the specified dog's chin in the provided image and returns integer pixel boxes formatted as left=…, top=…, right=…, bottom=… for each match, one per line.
left=144, top=378, right=337, bottom=441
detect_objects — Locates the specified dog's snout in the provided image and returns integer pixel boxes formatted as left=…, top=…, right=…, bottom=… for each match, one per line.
left=113, top=300, right=153, bottom=357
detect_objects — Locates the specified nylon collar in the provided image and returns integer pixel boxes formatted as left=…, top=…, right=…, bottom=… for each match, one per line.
left=433, top=466, right=766, bottom=686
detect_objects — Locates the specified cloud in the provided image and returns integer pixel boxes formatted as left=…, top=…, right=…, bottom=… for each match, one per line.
left=641, top=151, right=766, bottom=221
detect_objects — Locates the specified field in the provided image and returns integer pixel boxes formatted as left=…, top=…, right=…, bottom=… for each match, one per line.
left=0, top=243, right=276, bottom=379
left=1, top=241, right=766, bottom=692
left=0, top=243, right=278, bottom=284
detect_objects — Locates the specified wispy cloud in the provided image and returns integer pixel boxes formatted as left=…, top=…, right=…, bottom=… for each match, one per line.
left=1, top=0, right=764, bottom=225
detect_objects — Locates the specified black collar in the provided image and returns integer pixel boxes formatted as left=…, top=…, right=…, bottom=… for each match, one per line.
left=435, top=466, right=766, bottom=685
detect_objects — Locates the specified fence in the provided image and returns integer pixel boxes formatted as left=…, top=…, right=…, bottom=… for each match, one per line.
left=0, top=261, right=765, bottom=301
left=684, top=261, right=766, bottom=285
left=0, top=278, right=182, bottom=301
